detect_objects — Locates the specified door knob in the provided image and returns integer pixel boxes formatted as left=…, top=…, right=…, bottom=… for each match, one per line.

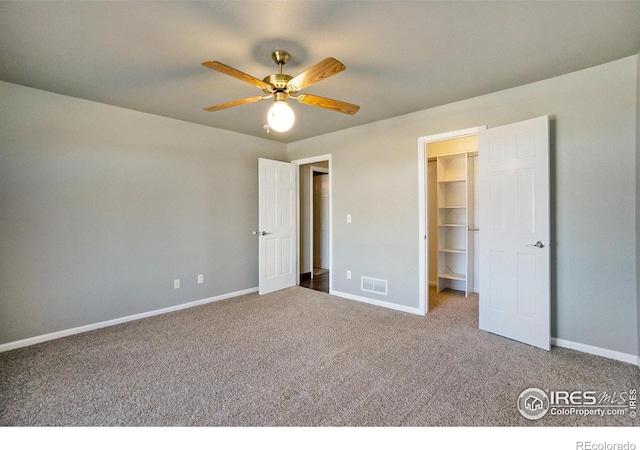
left=253, top=231, right=271, bottom=236
left=526, top=241, right=545, bottom=248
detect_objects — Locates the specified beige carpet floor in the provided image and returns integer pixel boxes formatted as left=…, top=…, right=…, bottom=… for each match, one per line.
left=0, top=286, right=638, bottom=426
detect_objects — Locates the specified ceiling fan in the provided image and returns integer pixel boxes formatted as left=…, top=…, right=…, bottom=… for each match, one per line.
left=201, top=50, right=360, bottom=132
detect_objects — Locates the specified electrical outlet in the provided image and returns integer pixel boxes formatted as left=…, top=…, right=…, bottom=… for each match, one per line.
left=197, top=274, right=203, bottom=284
left=347, top=214, right=352, bottom=223
left=174, top=279, right=180, bottom=289
left=346, top=270, right=351, bottom=279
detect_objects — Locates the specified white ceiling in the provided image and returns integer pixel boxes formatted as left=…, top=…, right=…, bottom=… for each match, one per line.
left=1, top=1, right=639, bottom=143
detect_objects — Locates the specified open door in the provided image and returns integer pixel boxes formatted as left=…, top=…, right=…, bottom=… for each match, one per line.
left=258, top=158, right=297, bottom=295
left=478, top=116, right=550, bottom=350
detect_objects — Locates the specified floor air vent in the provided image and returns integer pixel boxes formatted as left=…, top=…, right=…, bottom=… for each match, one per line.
left=361, top=276, right=388, bottom=295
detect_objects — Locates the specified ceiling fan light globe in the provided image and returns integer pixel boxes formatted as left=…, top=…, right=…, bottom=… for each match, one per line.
left=267, top=100, right=295, bottom=132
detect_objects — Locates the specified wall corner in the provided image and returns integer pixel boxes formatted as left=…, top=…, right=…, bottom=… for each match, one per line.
left=636, top=50, right=640, bottom=360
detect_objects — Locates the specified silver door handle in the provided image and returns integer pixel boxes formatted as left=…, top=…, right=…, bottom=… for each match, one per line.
left=526, top=241, right=545, bottom=248
left=253, top=231, right=271, bottom=236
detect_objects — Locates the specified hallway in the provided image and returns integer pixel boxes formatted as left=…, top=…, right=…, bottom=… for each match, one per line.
left=300, top=268, right=329, bottom=293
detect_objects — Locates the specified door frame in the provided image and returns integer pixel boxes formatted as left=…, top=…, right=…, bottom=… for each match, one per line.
left=417, top=127, right=485, bottom=315
left=291, top=154, right=332, bottom=292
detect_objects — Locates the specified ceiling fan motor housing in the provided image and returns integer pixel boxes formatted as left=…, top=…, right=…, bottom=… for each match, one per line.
left=262, top=73, right=294, bottom=95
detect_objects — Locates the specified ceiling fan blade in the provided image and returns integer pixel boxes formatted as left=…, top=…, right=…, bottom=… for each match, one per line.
left=296, top=94, right=360, bottom=115
left=288, top=57, right=346, bottom=91
left=203, top=95, right=267, bottom=112
left=202, top=61, right=272, bottom=91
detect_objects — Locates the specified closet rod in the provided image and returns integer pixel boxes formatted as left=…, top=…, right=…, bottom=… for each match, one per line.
left=427, top=152, right=477, bottom=162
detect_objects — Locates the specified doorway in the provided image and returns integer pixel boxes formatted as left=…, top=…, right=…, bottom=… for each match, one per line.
left=292, top=155, right=332, bottom=293
left=418, top=117, right=551, bottom=350
left=418, top=127, right=484, bottom=314
left=426, top=134, right=480, bottom=310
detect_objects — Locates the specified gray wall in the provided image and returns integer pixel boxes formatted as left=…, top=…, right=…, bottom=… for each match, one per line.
left=0, top=81, right=286, bottom=344
left=287, top=56, right=639, bottom=357
left=1, top=56, right=638, bottom=359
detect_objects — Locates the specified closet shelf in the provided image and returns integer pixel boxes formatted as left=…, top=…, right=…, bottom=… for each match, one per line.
left=438, top=271, right=466, bottom=281
left=439, top=247, right=466, bottom=254
left=438, top=178, right=466, bottom=184
left=434, top=150, right=474, bottom=297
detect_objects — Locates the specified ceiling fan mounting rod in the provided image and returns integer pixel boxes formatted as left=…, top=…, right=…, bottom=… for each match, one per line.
left=271, top=50, right=290, bottom=73
left=263, top=50, right=294, bottom=95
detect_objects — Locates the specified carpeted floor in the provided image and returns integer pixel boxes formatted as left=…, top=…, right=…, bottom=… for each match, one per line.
left=0, top=287, right=638, bottom=426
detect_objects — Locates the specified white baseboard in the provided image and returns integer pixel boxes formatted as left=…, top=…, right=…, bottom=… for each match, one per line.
left=4, top=287, right=637, bottom=368
left=332, top=293, right=638, bottom=365
left=551, top=337, right=639, bottom=366
left=0, top=287, right=258, bottom=353
left=330, top=290, right=423, bottom=315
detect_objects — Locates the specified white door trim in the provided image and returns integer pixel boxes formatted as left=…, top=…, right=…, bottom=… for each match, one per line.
left=291, top=154, right=332, bottom=291
left=417, top=127, right=485, bottom=315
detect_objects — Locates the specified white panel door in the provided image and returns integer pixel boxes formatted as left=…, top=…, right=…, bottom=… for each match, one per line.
left=258, top=158, right=297, bottom=295
left=478, top=116, right=550, bottom=350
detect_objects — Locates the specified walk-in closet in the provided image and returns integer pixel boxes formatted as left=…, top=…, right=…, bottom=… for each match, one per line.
left=427, top=136, right=479, bottom=297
